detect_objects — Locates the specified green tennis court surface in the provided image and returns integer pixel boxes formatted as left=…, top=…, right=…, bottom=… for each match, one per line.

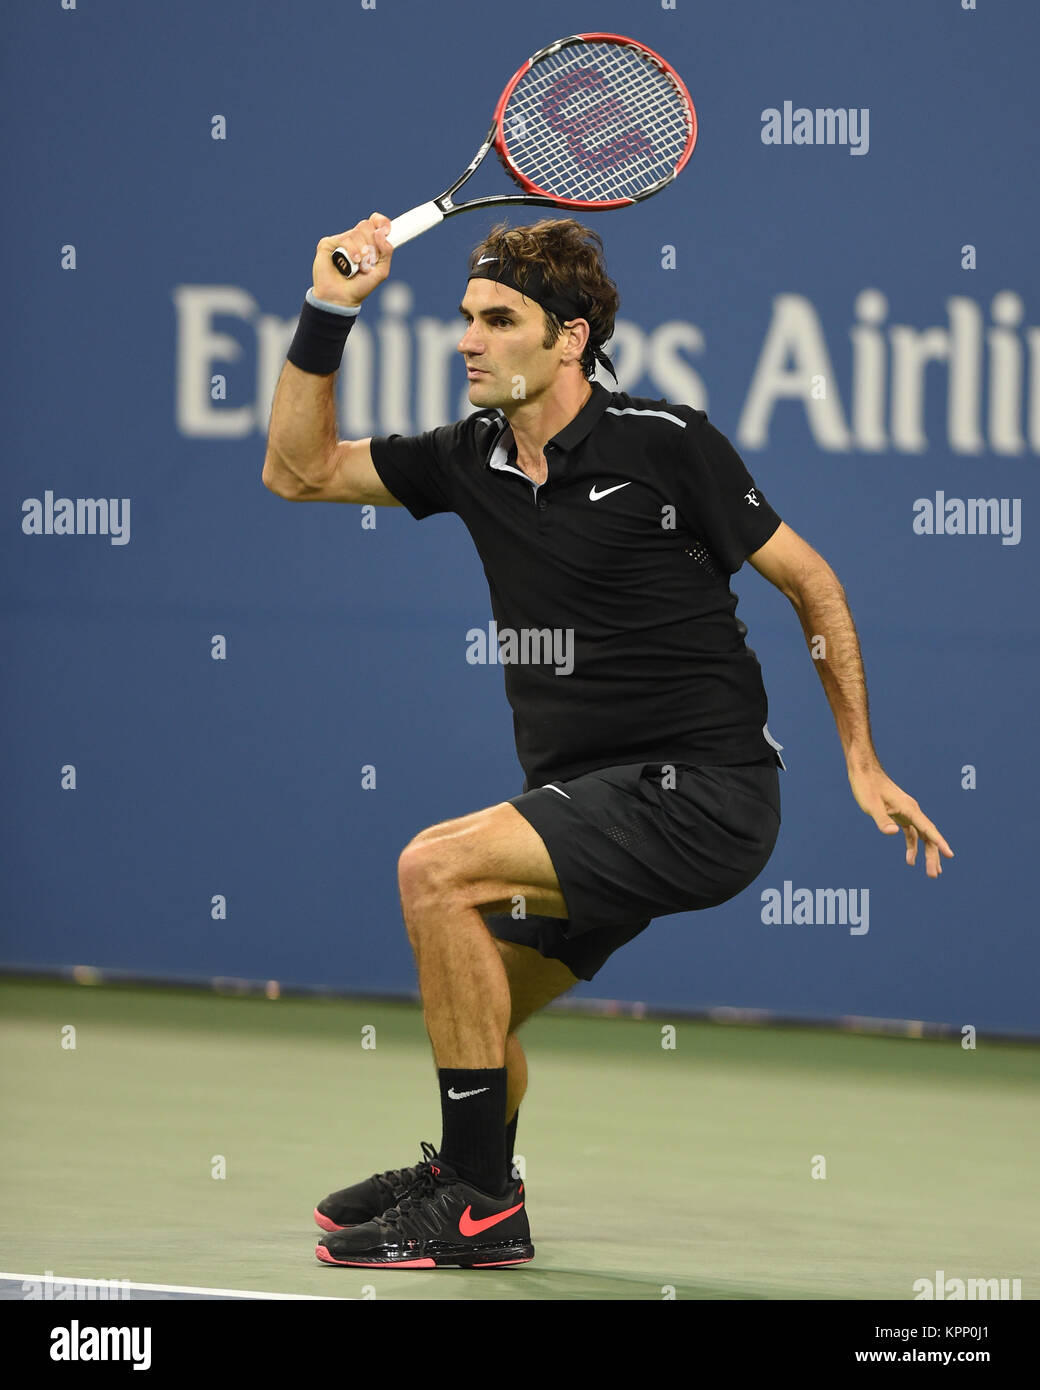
left=2, top=980, right=1037, bottom=1301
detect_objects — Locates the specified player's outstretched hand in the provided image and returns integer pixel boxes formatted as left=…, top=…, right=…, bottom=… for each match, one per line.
left=848, top=763, right=954, bottom=877
left=312, top=214, right=393, bottom=309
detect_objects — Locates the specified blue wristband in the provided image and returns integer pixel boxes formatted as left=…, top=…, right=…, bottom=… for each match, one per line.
left=287, top=293, right=360, bottom=375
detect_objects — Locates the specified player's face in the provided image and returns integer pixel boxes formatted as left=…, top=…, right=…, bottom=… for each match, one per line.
left=457, top=279, right=570, bottom=408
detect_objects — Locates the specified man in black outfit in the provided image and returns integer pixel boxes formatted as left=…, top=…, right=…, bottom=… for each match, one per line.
left=262, top=215, right=953, bottom=1269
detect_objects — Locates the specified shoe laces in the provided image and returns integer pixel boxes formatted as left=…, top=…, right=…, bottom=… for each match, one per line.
left=371, top=1141, right=438, bottom=1199
left=377, top=1161, right=456, bottom=1239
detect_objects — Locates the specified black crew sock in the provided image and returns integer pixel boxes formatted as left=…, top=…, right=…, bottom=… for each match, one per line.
left=438, top=1067, right=508, bottom=1197
left=506, top=1110, right=519, bottom=1183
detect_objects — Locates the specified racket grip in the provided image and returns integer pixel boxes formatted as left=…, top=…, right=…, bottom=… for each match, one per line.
left=331, top=201, right=445, bottom=277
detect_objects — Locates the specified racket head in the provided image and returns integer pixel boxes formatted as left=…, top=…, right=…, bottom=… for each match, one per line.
left=492, top=33, right=697, bottom=211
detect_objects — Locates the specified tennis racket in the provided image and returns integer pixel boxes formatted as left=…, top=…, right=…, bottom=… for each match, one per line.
left=332, top=32, right=697, bottom=277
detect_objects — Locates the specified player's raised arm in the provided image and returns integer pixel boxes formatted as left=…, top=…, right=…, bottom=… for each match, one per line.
left=262, top=216, right=400, bottom=505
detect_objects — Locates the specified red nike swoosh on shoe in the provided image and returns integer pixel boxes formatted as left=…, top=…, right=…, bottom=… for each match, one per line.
left=458, top=1201, right=524, bottom=1237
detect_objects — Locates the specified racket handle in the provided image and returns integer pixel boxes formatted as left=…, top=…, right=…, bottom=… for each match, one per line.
left=331, top=201, right=445, bottom=277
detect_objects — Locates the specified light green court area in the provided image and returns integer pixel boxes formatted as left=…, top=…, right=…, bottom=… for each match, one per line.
left=1, top=980, right=1037, bottom=1301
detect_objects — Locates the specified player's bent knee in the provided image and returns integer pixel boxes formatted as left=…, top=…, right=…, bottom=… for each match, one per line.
left=397, top=839, right=442, bottom=904
left=397, top=837, right=471, bottom=912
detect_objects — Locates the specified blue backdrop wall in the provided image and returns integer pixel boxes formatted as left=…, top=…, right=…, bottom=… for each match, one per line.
left=3, top=0, right=1037, bottom=1032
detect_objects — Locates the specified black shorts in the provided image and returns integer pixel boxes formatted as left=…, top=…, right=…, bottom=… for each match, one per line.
left=486, top=759, right=781, bottom=981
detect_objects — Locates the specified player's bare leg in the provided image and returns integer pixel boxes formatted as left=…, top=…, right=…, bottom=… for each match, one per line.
left=393, top=804, right=575, bottom=1197
left=495, top=939, right=578, bottom=1117
left=398, top=804, right=572, bottom=1066
left=315, top=806, right=578, bottom=1266
left=312, top=933, right=572, bottom=1237
left=505, top=1031, right=527, bottom=1123
left=403, top=826, right=578, bottom=1129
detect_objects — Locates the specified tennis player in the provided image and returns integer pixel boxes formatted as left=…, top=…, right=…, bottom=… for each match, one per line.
left=262, top=214, right=953, bottom=1269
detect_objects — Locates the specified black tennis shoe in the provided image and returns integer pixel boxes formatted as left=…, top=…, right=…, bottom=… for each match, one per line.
left=315, top=1157, right=533, bottom=1268
left=313, top=1141, right=439, bottom=1232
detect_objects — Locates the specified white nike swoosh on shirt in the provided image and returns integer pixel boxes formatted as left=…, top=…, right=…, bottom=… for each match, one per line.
left=476, top=255, right=498, bottom=265
left=589, top=482, right=632, bottom=501
left=447, top=1087, right=491, bottom=1100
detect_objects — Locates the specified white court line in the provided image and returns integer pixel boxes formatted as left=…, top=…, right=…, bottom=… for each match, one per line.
left=0, top=1272, right=348, bottom=1301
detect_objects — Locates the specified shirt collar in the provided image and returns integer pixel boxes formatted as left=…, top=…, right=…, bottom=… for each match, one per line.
left=481, top=381, right=611, bottom=468
left=549, top=381, right=611, bottom=452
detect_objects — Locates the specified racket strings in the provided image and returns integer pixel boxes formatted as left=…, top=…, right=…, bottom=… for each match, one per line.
left=502, top=41, right=692, bottom=203
left=510, top=66, right=681, bottom=197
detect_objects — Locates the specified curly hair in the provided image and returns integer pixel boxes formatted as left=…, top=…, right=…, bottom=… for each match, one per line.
left=467, top=219, right=619, bottom=379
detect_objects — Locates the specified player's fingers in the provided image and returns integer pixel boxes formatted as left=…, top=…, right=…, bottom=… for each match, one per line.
left=318, top=219, right=384, bottom=266
left=898, top=802, right=954, bottom=874
left=916, top=827, right=942, bottom=876
left=349, top=217, right=393, bottom=273
left=320, top=236, right=381, bottom=279
left=869, top=800, right=902, bottom=834
left=317, top=231, right=367, bottom=268
left=904, top=821, right=918, bottom=866
left=906, top=806, right=954, bottom=859
left=370, top=225, right=394, bottom=263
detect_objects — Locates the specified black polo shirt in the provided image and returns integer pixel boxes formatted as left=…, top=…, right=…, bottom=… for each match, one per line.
left=370, top=383, right=785, bottom=787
